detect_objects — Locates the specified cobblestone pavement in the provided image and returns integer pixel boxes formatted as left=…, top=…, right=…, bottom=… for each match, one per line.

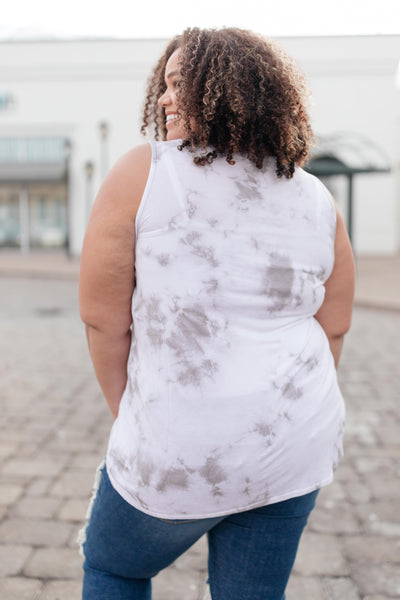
left=0, top=276, right=399, bottom=600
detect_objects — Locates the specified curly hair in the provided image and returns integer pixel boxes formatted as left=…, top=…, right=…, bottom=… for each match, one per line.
left=141, top=27, right=314, bottom=178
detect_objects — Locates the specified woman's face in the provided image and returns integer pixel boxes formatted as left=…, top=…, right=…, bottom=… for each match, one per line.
left=158, top=49, right=185, bottom=141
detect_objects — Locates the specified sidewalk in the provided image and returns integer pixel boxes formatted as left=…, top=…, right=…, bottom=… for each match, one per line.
left=354, top=253, right=400, bottom=311
left=0, top=250, right=80, bottom=281
left=0, top=249, right=399, bottom=310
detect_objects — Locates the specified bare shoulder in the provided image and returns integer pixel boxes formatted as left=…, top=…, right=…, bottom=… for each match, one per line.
left=110, top=143, right=152, bottom=180
left=80, top=143, right=152, bottom=329
left=93, top=143, right=152, bottom=219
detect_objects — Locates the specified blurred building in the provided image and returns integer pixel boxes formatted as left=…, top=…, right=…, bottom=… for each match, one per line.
left=0, top=35, right=399, bottom=256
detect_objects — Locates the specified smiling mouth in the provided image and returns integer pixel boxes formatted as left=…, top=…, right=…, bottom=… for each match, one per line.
left=166, top=113, right=179, bottom=125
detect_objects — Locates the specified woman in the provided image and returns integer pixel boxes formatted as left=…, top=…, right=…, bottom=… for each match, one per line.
left=79, top=27, right=354, bottom=600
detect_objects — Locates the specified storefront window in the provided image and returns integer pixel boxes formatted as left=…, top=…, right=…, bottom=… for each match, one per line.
left=0, top=191, right=20, bottom=246
left=0, top=184, right=67, bottom=249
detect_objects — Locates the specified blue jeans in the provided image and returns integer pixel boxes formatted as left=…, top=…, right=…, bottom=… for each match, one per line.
left=82, top=465, right=318, bottom=600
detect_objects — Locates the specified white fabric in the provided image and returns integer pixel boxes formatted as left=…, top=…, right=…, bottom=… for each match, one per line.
left=106, top=139, right=345, bottom=519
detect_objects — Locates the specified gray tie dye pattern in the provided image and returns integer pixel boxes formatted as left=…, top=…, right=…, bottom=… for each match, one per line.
left=106, top=140, right=345, bottom=519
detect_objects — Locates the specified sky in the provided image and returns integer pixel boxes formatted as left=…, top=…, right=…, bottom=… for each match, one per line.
left=2, top=0, right=400, bottom=39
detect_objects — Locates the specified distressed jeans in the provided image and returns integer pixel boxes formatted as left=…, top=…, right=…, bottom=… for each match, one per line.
left=81, top=464, right=318, bottom=600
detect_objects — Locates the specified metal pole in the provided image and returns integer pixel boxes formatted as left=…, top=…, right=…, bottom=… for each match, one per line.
left=99, top=122, right=109, bottom=182
left=347, top=174, right=353, bottom=246
left=64, top=139, right=72, bottom=257
left=19, top=186, right=30, bottom=253
left=84, top=161, right=94, bottom=226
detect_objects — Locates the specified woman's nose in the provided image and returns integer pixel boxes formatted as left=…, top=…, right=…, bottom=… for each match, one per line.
left=158, top=90, right=170, bottom=107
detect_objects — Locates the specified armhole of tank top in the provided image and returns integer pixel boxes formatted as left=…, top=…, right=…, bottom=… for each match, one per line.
left=314, top=176, right=337, bottom=238
left=317, top=179, right=337, bottom=281
left=323, top=183, right=338, bottom=239
left=134, top=141, right=156, bottom=239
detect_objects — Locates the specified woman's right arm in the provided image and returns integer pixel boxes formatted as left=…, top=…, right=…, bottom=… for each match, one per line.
left=314, top=203, right=355, bottom=368
left=79, top=143, right=151, bottom=417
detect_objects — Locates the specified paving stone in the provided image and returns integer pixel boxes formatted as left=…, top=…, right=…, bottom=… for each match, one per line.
left=343, top=535, right=400, bottom=563
left=200, top=582, right=212, bottom=600
left=10, top=496, right=62, bottom=519
left=375, top=421, right=400, bottom=446
left=334, top=464, right=358, bottom=482
left=0, top=473, right=32, bottom=486
left=286, top=575, right=325, bottom=599
left=67, top=521, right=85, bottom=550
left=351, top=562, right=400, bottom=596
left=39, top=579, right=82, bottom=600
left=17, top=443, right=43, bottom=458
left=25, top=477, right=53, bottom=496
left=322, top=576, right=360, bottom=600
left=345, top=480, right=372, bottom=503
left=0, top=518, right=72, bottom=546
left=344, top=421, right=378, bottom=446
left=49, top=471, right=96, bottom=499
left=153, top=562, right=205, bottom=600
left=69, top=453, right=105, bottom=471
left=354, top=502, right=400, bottom=536
left=0, top=577, right=43, bottom=600
left=173, top=538, right=208, bottom=574
left=293, top=532, right=350, bottom=576
left=57, top=499, right=88, bottom=522
left=1, top=431, right=42, bottom=445
left=353, top=456, right=395, bottom=475
left=366, top=474, right=400, bottom=501
left=0, top=442, right=18, bottom=458
left=51, top=427, right=95, bottom=443
left=0, top=546, right=32, bottom=576
left=366, top=520, right=400, bottom=537
left=309, top=505, right=360, bottom=534
left=317, top=480, right=346, bottom=507
left=43, top=438, right=100, bottom=454
left=0, top=484, right=24, bottom=506
left=24, top=547, right=83, bottom=579
left=355, top=501, right=400, bottom=524
left=1, top=457, right=66, bottom=479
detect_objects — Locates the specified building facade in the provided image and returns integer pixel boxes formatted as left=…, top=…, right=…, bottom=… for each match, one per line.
left=0, top=35, right=399, bottom=255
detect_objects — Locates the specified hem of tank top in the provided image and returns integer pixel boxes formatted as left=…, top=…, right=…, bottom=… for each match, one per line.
left=106, top=465, right=334, bottom=521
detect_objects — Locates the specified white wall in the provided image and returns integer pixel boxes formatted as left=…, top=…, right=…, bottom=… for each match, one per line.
left=0, top=36, right=399, bottom=255
left=280, top=35, right=400, bottom=254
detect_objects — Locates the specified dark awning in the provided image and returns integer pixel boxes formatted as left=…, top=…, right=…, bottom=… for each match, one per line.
left=304, top=133, right=391, bottom=245
left=0, top=137, right=69, bottom=184
left=305, top=154, right=390, bottom=177
left=0, top=162, right=67, bottom=183
left=305, top=132, right=391, bottom=178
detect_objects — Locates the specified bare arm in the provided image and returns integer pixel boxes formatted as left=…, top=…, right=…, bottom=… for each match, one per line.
left=314, top=202, right=355, bottom=368
left=79, top=143, right=151, bottom=418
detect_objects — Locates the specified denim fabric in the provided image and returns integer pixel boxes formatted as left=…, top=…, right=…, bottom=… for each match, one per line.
left=82, top=465, right=318, bottom=600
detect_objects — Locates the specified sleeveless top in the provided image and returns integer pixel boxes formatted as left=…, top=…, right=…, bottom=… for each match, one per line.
left=106, top=139, right=345, bottom=519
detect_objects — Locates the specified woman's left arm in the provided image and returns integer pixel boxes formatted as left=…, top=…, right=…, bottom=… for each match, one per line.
left=314, top=201, right=355, bottom=368
left=79, top=144, right=151, bottom=418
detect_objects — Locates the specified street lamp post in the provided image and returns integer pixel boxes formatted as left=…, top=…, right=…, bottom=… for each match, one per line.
left=99, top=121, right=109, bottom=181
left=84, top=161, right=94, bottom=226
left=64, top=139, right=72, bottom=256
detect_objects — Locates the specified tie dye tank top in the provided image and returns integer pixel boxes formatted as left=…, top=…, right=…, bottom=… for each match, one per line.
left=106, top=139, right=345, bottom=519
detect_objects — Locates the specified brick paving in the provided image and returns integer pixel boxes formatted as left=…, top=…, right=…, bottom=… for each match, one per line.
left=0, top=265, right=399, bottom=599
